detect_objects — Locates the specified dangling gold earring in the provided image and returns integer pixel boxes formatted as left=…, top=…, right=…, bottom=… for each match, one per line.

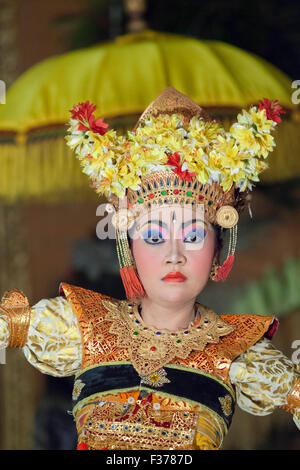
left=209, top=224, right=237, bottom=282
left=209, top=259, right=220, bottom=281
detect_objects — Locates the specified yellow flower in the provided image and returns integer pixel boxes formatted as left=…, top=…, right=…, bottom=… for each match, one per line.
left=219, top=171, right=234, bottom=192
left=221, top=137, right=248, bottom=169
left=248, top=158, right=269, bottom=177
left=189, top=118, right=223, bottom=147
left=255, top=132, right=275, bottom=158
left=121, top=171, right=141, bottom=190
left=94, top=167, right=115, bottom=196
left=156, top=133, right=183, bottom=152
left=233, top=106, right=274, bottom=158
left=236, top=109, right=253, bottom=128
left=150, top=114, right=185, bottom=133
left=207, top=152, right=223, bottom=172
left=186, top=159, right=209, bottom=183
left=249, top=108, right=274, bottom=133
left=67, top=107, right=277, bottom=198
left=85, top=157, right=106, bottom=174
left=92, top=129, right=117, bottom=152
left=230, top=125, right=260, bottom=154
left=220, top=167, right=248, bottom=192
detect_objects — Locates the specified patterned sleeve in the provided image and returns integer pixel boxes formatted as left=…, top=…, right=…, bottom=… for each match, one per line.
left=0, top=296, right=82, bottom=377
left=228, top=337, right=300, bottom=430
left=0, top=312, right=10, bottom=349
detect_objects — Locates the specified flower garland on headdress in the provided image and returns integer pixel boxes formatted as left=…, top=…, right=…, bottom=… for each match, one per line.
left=65, top=98, right=285, bottom=198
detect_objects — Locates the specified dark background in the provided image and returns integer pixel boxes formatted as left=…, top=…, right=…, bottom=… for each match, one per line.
left=52, top=0, right=300, bottom=79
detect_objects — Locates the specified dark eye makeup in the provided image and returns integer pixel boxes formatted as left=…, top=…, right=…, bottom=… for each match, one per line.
left=140, top=221, right=207, bottom=246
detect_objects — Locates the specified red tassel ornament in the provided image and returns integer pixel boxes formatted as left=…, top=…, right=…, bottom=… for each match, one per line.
left=120, top=265, right=146, bottom=300
left=116, top=229, right=146, bottom=300
left=211, top=223, right=238, bottom=282
left=211, top=254, right=235, bottom=282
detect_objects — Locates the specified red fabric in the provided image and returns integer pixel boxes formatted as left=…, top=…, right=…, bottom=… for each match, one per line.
left=264, top=318, right=279, bottom=339
left=77, top=443, right=88, bottom=450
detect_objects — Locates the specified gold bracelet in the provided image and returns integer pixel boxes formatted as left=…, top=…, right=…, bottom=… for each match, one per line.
left=281, top=378, right=300, bottom=414
left=0, top=288, right=31, bottom=348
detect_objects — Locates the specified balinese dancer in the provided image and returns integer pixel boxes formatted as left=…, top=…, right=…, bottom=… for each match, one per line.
left=0, top=87, right=299, bottom=450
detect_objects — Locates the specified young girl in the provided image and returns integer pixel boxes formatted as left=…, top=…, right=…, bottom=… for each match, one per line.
left=0, top=87, right=299, bottom=450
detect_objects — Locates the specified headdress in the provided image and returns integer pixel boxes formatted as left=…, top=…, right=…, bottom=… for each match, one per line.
left=66, top=87, right=285, bottom=299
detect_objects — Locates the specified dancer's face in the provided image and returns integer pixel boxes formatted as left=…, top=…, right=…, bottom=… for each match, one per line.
left=131, top=205, right=216, bottom=305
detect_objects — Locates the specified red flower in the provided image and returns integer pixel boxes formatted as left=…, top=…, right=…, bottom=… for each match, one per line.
left=258, top=98, right=286, bottom=123
left=70, top=100, right=108, bottom=135
left=70, top=101, right=96, bottom=121
left=80, top=115, right=108, bottom=135
left=165, top=152, right=196, bottom=182
left=77, top=443, right=88, bottom=450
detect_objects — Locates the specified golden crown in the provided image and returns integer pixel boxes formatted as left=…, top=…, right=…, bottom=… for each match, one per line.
left=111, top=170, right=242, bottom=229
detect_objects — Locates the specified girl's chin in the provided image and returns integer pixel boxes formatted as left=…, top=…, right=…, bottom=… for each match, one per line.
left=142, top=278, right=208, bottom=303
left=146, top=287, right=201, bottom=304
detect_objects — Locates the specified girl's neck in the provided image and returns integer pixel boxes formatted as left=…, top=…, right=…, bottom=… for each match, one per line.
left=138, top=297, right=197, bottom=331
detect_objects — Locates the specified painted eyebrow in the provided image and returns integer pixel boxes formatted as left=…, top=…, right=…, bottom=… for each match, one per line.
left=139, top=218, right=207, bottom=231
left=181, top=219, right=208, bottom=229
left=139, top=219, right=169, bottom=230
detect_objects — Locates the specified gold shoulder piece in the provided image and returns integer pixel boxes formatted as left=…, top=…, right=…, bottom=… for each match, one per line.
left=0, top=288, right=31, bottom=348
left=59, top=282, right=118, bottom=320
left=217, top=314, right=275, bottom=362
left=59, top=283, right=123, bottom=368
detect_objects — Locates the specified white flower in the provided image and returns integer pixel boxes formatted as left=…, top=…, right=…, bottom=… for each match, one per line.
left=67, top=134, right=84, bottom=147
left=208, top=169, right=221, bottom=182
left=181, top=161, right=189, bottom=171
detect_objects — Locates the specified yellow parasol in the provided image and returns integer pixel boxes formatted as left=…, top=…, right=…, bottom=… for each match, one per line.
left=0, top=30, right=299, bottom=202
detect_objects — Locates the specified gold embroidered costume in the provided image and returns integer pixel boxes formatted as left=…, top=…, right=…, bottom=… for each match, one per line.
left=0, top=285, right=299, bottom=450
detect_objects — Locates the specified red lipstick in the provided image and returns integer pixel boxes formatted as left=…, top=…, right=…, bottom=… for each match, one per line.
left=162, top=272, right=187, bottom=283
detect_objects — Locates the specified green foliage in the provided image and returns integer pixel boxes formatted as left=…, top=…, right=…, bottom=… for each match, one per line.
left=232, top=257, right=300, bottom=316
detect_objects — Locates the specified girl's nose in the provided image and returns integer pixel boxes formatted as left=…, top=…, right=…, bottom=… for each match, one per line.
left=164, top=239, right=186, bottom=267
